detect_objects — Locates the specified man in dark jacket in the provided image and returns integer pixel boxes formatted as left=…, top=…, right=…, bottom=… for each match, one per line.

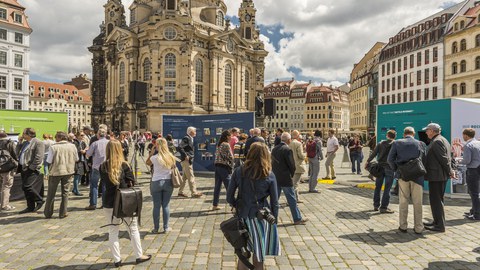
left=388, top=127, right=426, bottom=234
left=271, top=132, right=308, bottom=225
left=366, top=130, right=396, bottom=213
left=16, top=128, right=45, bottom=214
left=423, top=123, right=454, bottom=232
left=177, top=126, right=202, bottom=198
left=0, top=131, right=18, bottom=211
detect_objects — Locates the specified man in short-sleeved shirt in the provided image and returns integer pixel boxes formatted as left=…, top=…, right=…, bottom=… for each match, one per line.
left=323, top=130, right=339, bottom=180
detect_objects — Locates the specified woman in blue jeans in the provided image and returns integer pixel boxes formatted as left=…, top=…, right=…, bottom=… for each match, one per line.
left=213, top=130, right=234, bottom=210
left=348, top=135, right=363, bottom=174
left=146, top=137, right=177, bottom=234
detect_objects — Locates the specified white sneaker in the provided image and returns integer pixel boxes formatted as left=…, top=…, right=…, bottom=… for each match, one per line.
left=1, top=205, right=15, bottom=211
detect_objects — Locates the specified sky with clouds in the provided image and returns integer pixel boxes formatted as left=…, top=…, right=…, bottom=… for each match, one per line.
left=24, top=0, right=463, bottom=86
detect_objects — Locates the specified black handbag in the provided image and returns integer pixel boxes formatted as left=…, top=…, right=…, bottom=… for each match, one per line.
left=398, top=157, right=426, bottom=181
left=366, top=160, right=384, bottom=178
left=113, top=187, right=143, bottom=225
left=220, top=167, right=254, bottom=270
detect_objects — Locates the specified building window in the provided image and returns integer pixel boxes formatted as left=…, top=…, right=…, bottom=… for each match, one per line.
left=398, top=93, right=402, bottom=103
left=216, top=11, right=224, bottom=26
left=452, top=42, right=458, bottom=53
left=387, top=79, right=390, bottom=91
left=0, top=75, right=5, bottom=89
left=130, top=9, right=136, bottom=24
left=0, top=51, right=6, bottom=65
left=425, top=49, right=429, bottom=65
left=245, top=70, right=250, bottom=108
left=0, top=99, right=5, bottom=109
left=403, top=92, right=407, bottom=102
left=119, top=62, right=125, bottom=85
left=225, top=64, right=232, bottom=108
left=143, top=58, right=151, bottom=81
left=425, top=68, right=429, bottom=84
left=164, top=53, right=176, bottom=78
left=433, top=47, right=438, bottom=62
left=452, top=62, right=458, bottom=74
left=167, top=0, right=176, bottom=10
left=410, top=54, right=414, bottom=68
left=460, top=83, right=466, bottom=95
left=245, top=27, right=252, bottom=40
left=403, top=74, right=407, bottom=88
left=0, top=29, right=6, bottom=40
left=398, top=59, right=401, bottom=72
left=14, top=13, right=22, bottom=23
left=417, top=89, right=421, bottom=101
left=392, top=61, right=396, bottom=74
left=387, top=63, right=390, bottom=75
left=398, top=75, right=402, bottom=89
left=409, top=91, right=414, bottom=102
left=195, top=59, right=203, bottom=105
left=433, top=67, right=438, bottom=82
left=424, top=88, right=430, bottom=100
left=164, top=81, right=176, bottom=103
left=452, top=84, right=457, bottom=96
left=417, top=70, right=421, bottom=85
left=0, top=8, right=6, bottom=20
left=14, top=78, right=22, bottom=91
left=381, top=80, right=385, bottom=92
left=164, top=27, right=177, bottom=40
left=14, top=54, right=23, bottom=68
left=14, top=33, right=23, bottom=44
left=460, top=39, right=467, bottom=51
left=476, top=35, right=480, bottom=47
left=417, top=52, right=421, bottom=67
left=476, top=57, right=480, bottom=69
left=403, top=56, right=407, bottom=70
left=392, top=94, right=396, bottom=104
left=392, top=77, right=396, bottom=90
left=476, top=80, right=480, bottom=93
left=460, top=60, right=466, bottom=73
left=13, top=100, right=22, bottom=110
left=433, top=87, right=438, bottom=99
left=460, top=20, right=465, bottom=29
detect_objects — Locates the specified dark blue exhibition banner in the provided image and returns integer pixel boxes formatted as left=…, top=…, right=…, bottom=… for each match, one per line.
left=163, top=112, right=255, bottom=172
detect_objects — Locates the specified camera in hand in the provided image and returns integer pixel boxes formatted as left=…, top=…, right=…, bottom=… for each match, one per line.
left=257, top=207, right=276, bottom=224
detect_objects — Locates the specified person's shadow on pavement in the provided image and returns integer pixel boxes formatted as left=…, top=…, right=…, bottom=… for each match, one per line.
left=423, top=247, right=480, bottom=269
left=339, top=228, right=424, bottom=246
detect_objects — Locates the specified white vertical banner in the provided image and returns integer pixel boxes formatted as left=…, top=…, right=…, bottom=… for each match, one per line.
left=450, top=98, right=480, bottom=193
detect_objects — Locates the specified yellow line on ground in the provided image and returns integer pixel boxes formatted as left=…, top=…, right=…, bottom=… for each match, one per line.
left=318, top=180, right=335, bottom=185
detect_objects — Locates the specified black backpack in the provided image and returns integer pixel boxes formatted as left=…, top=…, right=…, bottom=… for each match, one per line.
left=0, top=140, right=17, bottom=173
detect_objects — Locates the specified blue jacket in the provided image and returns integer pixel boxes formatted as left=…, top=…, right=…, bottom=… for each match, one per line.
left=226, top=166, right=279, bottom=219
left=387, top=136, right=426, bottom=185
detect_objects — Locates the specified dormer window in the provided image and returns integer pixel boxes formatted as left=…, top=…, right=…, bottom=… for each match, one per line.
left=14, top=13, right=22, bottom=24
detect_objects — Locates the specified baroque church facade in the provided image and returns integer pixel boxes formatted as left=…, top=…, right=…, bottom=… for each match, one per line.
left=89, top=0, right=268, bottom=132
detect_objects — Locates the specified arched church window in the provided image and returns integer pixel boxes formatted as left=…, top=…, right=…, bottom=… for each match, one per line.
left=195, top=59, right=203, bottom=105
left=107, top=23, right=114, bottom=35
left=216, top=11, right=224, bottom=26
left=245, top=70, right=250, bottom=108
left=119, top=62, right=125, bottom=85
left=225, top=64, right=232, bottom=108
left=143, top=58, right=151, bottom=81
left=164, top=53, right=176, bottom=103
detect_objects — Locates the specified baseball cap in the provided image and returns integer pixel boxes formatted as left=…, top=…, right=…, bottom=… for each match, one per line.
left=423, top=123, right=441, bottom=132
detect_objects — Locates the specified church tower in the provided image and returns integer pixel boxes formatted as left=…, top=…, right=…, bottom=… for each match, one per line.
left=104, top=0, right=127, bottom=36
left=238, top=0, right=257, bottom=40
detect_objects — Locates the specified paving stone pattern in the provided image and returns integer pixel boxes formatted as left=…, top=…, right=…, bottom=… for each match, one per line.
left=0, top=148, right=479, bottom=269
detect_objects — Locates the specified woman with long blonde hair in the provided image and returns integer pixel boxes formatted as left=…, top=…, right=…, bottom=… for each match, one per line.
left=146, top=137, right=177, bottom=234
left=100, top=140, right=151, bottom=267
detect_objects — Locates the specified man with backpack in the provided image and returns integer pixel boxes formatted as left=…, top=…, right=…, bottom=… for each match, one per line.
left=306, top=131, right=324, bottom=193
left=0, top=131, right=18, bottom=211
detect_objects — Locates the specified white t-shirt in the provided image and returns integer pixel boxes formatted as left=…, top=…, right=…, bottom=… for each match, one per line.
left=327, top=136, right=339, bottom=153
left=150, top=155, right=172, bottom=181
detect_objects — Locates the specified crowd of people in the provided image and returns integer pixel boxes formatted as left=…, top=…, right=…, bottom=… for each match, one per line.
left=0, top=122, right=479, bottom=268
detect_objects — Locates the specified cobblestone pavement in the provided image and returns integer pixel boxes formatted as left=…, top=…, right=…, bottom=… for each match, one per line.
left=1, top=151, right=480, bottom=270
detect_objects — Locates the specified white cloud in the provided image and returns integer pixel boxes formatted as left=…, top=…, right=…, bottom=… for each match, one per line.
left=22, top=0, right=465, bottom=83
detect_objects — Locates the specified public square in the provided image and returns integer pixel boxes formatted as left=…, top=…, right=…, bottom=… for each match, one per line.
left=0, top=148, right=479, bottom=270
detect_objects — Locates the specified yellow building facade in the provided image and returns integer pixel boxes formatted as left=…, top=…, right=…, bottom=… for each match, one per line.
left=445, top=4, right=480, bottom=98
left=349, top=42, right=384, bottom=133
